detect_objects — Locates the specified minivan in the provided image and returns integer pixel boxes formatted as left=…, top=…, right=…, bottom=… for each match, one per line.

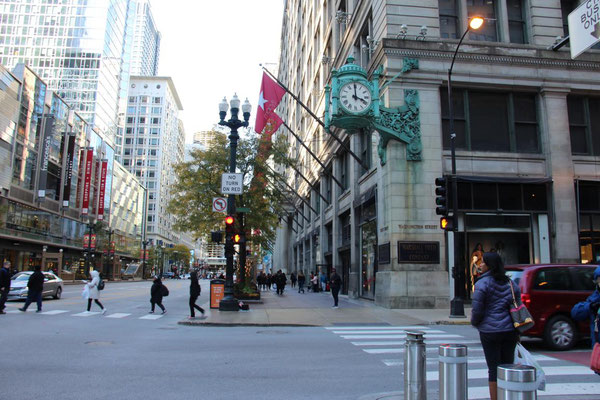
left=505, top=264, right=598, bottom=350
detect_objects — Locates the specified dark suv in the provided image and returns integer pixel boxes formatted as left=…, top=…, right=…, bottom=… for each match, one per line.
left=505, top=264, right=598, bottom=350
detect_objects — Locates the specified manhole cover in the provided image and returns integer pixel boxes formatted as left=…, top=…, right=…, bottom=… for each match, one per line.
left=84, top=341, right=113, bottom=346
left=256, top=330, right=289, bottom=335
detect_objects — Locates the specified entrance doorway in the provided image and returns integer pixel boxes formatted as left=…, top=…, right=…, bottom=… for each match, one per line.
left=339, top=250, right=350, bottom=295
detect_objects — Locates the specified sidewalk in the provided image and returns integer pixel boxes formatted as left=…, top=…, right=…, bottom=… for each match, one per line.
left=179, top=284, right=472, bottom=327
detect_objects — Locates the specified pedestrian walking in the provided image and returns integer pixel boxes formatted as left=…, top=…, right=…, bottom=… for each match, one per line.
left=471, top=252, right=520, bottom=400
left=572, top=265, right=600, bottom=348
left=275, top=270, right=287, bottom=295
left=18, top=265, right=44, bottom=313
left=188, top=271, right=205, bottom=319
left=266, top=273, right=272, bottom=291
left=310, top=273, right=318, bottom=292
left=297, top=271, right=305, bottom=293
left=82, top=270, right=106, bottom=314
left=290, top=272, right=297, bottom=288
left=150, top=276, right=166, bottom=314
left=320, top=270, right=327, bottom=292
left=329, top=267, right=342, bottom=308
left=0, top=261, right=12, bottom=314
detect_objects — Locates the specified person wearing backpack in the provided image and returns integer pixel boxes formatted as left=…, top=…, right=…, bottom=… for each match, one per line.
left=84, top=270, right=106, bottom=314
left=150, top=276, right=166, bottom=314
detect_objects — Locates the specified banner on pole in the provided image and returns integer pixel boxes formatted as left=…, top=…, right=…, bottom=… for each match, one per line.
left=81, top=148, right=94, bottom=215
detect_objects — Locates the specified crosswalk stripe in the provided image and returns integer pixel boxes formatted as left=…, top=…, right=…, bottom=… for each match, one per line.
left=41, top=310, right=69, bottom=315
left=352, top=340, right=482, bottom=346
left=468, top=383, right=600, bottom=399
left=326, top=326, right=436, bottom=330
left=331, top=330, right=448, bottom=335
left=139, top=314, right=163, bottom=320
left=341, top=334, right=467, bottom=340
left=364, top=346, right=484, bottom=354
left=72, top=311, right=101, bottom=317
left=381, top=354, right=559, bottom=367
left=105, top=313, right=131, bottom=319
left=427, top=365, right=594, bottom=381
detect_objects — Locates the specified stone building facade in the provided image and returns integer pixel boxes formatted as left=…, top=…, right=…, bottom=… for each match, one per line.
left=274, top=0, right=600, bottom=308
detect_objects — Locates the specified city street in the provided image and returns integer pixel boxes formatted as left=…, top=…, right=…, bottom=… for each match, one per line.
left=1, top=280, right=599, bottom=400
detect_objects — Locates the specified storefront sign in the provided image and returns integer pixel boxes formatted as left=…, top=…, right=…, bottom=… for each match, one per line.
left=97, top=160, right=108, bottom=220
left=397, top=241, right=440, bottom=264
left=81, top=148, right=94, bottom=215
left=37, top=116, right=55, bottom=199
left=62, top=133, right=76, bottom=207
left=378, top=242, right=391, bottom=264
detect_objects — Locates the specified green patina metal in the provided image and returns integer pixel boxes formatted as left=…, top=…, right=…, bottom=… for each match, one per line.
left=325, top=57, right=421, bottom=165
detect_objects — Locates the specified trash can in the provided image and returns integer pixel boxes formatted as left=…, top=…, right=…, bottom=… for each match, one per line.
left=210, top=279, right=225, bottom=309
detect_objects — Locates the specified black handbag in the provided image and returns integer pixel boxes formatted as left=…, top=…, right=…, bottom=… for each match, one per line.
left=509, top=281, right=534, bottom=333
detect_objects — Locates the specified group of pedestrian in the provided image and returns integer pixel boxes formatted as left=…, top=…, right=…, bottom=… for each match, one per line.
left=256, top=272, right=273, bottom=291
left=274, top=270, right=287, bottom=295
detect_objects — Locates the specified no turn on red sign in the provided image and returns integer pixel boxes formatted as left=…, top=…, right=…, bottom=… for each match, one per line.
left=212, top=197, right=227, bottom=213
left=569, top=0, right=600, bottom=59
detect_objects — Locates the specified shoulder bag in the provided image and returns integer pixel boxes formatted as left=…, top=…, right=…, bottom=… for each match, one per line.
left=509, top=280, right=535, bottom=333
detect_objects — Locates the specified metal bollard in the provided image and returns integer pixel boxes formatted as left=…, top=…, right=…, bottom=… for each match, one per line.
left=404, top=330, right=427, bottom=400
left=438, top=344, right=468, bottom=400
left=497, top=364, right=537, bottom=400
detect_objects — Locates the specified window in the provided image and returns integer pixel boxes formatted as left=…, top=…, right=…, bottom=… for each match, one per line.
left=124, top=149, right=131, bottom=156
left=339, top=149, right=350, bottom=191
left=340, top=211, right=351, bottom=245
left=151, top=117, right=160, bottom=125
left=360, top=129, right=372, bottom=173
left=125, top=138, right=132, bottom=145
left=467, top=0, right=498, bottom=42
left=567, top=96, right=600, bottom=156
left=325, top=168, right=333, bottom=203
left=441, top=89, right=539, bottom=153
left=149, top=192, right=156, bottom=200
left=153, top=97, right=161, bottom=104
left=128, top=96, right=136, bottom=103
left=137, top=138, right=144, bottom=145
left=148, top=171, right=155, bottom=178
left=533, top=268, right=571, bottom=291
left=439, top=0, right=459, bottom=39
left=123, top=159, right=130, bottom=166
left=561, top=0, right=576, bottom=37
left=126, top=117, right=134, bottom=124
left=125, top=127, right=133, bottom=135
left=150, top=138, right=158, bottom=146
left=507, top=0, right=527, bottom=44
left=140, top=96, right=149, bottom=103
left=137, top=149, right=143, bottom=156
left=149, top=149, right=157, bottom=156
left=138, top=117, right=146, bottom=124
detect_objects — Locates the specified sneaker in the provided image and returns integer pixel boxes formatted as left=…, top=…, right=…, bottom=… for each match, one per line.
left=332, top=306, right=339, bottom=309
left=201, top=310, right=205, bottom=316
left=102, top=308, right=107, bottom=315
left=148, top=311, right=154, bottom=314
left=18, top=308, right=26, bottom=312
left=161, top=310, right=166, bottom=314
left=0, top=310, right=6, bottom=314
left=36, top=310, right=42, bottom=313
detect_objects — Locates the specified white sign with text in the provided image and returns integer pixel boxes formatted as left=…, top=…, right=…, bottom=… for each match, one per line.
left=221, top=173, right=243, bottom=194
left=569, top=0, right=600, bottom=59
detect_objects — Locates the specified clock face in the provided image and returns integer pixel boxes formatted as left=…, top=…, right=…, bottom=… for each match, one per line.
left=339, top=81, right=372, bottom=113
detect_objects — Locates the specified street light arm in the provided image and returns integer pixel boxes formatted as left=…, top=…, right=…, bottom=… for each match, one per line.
left=449, top=27, right=472, bottom=79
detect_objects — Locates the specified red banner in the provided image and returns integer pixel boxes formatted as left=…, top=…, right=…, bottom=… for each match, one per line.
left=90, top=234, right=96, bottom=249
left=83, top=234, right=90, bottom=249
left=97, top=160, right=108, bottom=220
left=140, top=249, right=149, bottom=260
left=110, top=241, right=115, bottom=254
left=75, top=149, right=85, bottom=208
left=81, top=148, right=94, bottom=215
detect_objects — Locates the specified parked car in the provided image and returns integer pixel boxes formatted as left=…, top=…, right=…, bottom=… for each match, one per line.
left=505, top=263, right=598, bottom=350
left=8, top=271, right=64, bottom=300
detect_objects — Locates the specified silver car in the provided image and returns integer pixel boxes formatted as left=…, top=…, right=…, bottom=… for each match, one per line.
left=8, top=271, right=64, bottom=300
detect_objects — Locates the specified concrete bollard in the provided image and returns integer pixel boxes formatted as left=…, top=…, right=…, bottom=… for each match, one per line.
left=497, top=364, right=537, bottom=400
left=404, top=330, right=427, bottom=400
left=438, top=344, right=468, bottom=400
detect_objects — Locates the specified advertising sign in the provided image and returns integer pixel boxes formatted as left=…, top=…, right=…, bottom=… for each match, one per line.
left=568, top=0, right=600, bottom=58
left=210, top=281, right=225, bottom=309
left=37, top=116, right=55, bottom=199
left=97, top=160, right=108, bottom=220
left=81, top=148, right=94, bottom=215
left=62, top=133, right=76, bottom=207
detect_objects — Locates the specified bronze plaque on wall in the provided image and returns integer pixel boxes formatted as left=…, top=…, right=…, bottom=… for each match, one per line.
left=397, top=241, right=440, bottom=264
left=378, top=243, right=391, bottom=264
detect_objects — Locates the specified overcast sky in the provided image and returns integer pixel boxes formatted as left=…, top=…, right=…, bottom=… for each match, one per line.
left=151, top=0, right=284, bottom=142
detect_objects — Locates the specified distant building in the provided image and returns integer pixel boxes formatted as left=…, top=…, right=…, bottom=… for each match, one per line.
left=130, top=0, right=161, bottom=77
left=192, top=130, right=225, bottom=150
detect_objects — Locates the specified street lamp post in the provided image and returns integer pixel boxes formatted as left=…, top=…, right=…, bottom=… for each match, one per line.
left=105, top=229, right=114, bottom=279
left=218, top=94, right=251, bottom=311
left=448, top=16, right=484, bottom=318
left=84, top=220, right=95, bottom=277
left=142, top=240, right=150, bottom=279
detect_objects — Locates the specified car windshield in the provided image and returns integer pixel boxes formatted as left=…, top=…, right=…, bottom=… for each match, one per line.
left=11, top=273, right=30, bottom=281
left=506, top=270, right=523, bottom=285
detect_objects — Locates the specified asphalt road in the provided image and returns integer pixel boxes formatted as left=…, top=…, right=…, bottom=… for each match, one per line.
left=1, top=280, right=598, bottom=400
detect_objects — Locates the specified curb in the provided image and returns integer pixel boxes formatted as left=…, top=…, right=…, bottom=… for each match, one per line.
left=357, top=391, right=403, bottom=400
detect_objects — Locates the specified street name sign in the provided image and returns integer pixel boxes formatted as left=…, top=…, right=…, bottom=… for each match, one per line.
left=221, top=173, right=243, bottom=194
left=212, top=197, right=227, bottom=213
left=568, top=0, right=600, bottom=59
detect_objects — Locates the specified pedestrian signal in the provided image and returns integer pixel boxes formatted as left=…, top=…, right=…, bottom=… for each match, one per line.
left=440, top=216, right=454, bottom=231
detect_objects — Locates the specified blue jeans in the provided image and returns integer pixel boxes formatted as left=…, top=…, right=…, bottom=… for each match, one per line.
left=23, top=290, right=42, bottom=311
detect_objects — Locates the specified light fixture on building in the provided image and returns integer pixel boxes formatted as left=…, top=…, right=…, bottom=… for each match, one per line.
left=396, top=24, right=408, bottom=39
left=362, top=35, right=380, bottom=57
left=335, top=10, right=351, bottom=25
left=322, top=55, right=332, bottom=65
left=417, top=25, right=428, bottom=40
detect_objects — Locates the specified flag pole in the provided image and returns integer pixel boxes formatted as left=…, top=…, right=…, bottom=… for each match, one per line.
left=261, top=66, right=369, bottom=171
left=281, top=121, right=345, bottom=190
left=263, top=163, right=320, bottom=214
left=266, top=181, right=315, bottom=218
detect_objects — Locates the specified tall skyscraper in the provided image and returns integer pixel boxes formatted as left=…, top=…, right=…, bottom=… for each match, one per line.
left=130, top=0, right=160, bottom=76
left=122, top=76, right=184, bottom=246
left=0, top=0, right=135, bottom=141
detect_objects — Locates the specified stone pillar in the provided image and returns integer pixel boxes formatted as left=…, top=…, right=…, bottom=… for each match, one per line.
left=540, top=88, right=579, bottom=263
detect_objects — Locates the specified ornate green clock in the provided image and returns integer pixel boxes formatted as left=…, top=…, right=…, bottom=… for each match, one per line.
left=324, top=56, right=422, bottom=164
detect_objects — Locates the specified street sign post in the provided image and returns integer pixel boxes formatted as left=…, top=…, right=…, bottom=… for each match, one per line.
left=568, top=1, right=600, bottom=59
left=212, top=197, right=227, bottom=213
left=221, top=173, right=243, bottom=194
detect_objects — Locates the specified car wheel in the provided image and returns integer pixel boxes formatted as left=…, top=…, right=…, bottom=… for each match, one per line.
left=53, top=287, right=62, bottom=300
left=544, top=315, right=577, bottom=350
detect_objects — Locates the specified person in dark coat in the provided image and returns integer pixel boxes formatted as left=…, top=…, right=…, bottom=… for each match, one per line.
left=0, top=261, right=12, bottom=314
left=572, top=265, right=600, bottom=348
left=471, top=252, right=520, bottom=400
left=329, top=268, right=342, bottom=308
left=275, top=270, right=287, bottom=295
left=149, top=277, right=166, bottom=314
left=290, top=272, right=297, bottom=288
left=188, top=271, right=204, bottom=318
left=19, top=265, right=44, bottom=312
left=297, top=271, right=306, bottom=294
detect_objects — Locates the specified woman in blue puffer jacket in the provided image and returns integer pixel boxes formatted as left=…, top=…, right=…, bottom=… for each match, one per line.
left=571, top=265, right=600, bottom=347
left=471, top=252, right=520, bottom=400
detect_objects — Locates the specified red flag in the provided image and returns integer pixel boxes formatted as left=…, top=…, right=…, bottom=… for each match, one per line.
left=255, top=72, right=286, bottom=134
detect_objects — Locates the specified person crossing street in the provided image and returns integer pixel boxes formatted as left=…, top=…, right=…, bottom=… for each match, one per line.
left=18, top=265, right=44, bottom=313
left=0, top=261, right=12, bottom=314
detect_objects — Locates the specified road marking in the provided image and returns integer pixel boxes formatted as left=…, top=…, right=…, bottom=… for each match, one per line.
left=351, top=339, right=481, bottom=346
left=427, top=365, right=594, bottom=381
left=381, top=354, right=558, bottom=367
left=332, top=330, right=449, bottom=335
left=72, top=311, right=101, bottom=317
left=469, top=383, right=600, bottom=399
left=364, top=346, right=484, bottom=354
left=41, top=310, right=69, bottom=315
left=326, top=326, right=436, bottom=330
left=139, top=314, right=163, bottom=320
left=105, top=313, right=131, bottom=319
left=341, top=334, right=455, bottom=339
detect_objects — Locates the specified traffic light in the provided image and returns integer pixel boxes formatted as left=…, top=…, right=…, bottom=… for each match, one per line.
left=435, top=177, right=448, bottom=216
left=233, top=233, right=241, bottom=243
left=440, top=216, right=455, bottom=231
left=225, top=215, right=235, bottom=226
